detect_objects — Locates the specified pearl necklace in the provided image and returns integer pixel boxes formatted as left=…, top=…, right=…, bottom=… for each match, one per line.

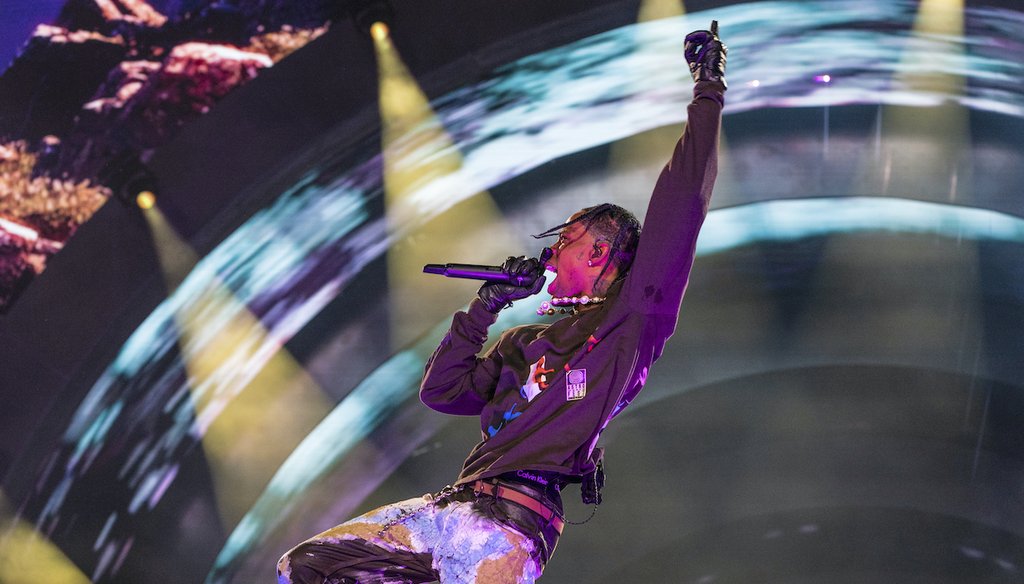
left=537, top=295, right=606, bottom=315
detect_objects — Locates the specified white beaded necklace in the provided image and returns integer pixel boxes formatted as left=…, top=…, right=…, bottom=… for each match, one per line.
left=537, top=295, right=606, bottom=315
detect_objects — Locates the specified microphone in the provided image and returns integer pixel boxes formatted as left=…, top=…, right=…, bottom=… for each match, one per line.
left=424, top=248, right=553, bottom=286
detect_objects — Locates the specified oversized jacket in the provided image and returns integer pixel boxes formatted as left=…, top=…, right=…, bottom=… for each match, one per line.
left=420, top=80, right=725, bottom=486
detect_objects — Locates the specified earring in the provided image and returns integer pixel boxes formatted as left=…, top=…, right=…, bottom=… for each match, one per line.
left=587, top=260, right=593, bottom=266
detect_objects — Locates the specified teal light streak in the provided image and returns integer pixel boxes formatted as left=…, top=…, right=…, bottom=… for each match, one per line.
left=699, top=198, right=1024, bottom=255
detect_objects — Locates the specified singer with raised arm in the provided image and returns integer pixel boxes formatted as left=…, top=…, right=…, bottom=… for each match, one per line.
left=277, top=23, right=727, bottom=584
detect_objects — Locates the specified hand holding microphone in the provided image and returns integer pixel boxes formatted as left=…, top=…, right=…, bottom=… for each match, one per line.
left=423, top=248, right=552, bottom=313
left=477, top=255, right=548, bottom=313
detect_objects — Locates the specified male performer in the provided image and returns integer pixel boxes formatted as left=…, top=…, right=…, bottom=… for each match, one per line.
left=278, top=24, right=727, bottom=584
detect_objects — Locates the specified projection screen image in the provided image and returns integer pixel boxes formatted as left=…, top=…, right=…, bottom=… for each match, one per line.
left=1, top=1, right=1022, bottom=583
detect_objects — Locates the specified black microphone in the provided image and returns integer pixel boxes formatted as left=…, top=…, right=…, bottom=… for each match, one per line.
left=424, top=248, right=553, bottom=286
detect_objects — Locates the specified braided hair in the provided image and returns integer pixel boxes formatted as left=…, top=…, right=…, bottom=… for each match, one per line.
left=533, top=203, right=642, bottom=285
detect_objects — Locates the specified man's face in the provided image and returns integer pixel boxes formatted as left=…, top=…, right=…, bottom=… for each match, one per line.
left=545, top=212, right=600, bottom=298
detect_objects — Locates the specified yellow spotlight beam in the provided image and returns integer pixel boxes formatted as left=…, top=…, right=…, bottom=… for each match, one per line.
left=902, top=0, right=966, bottom=97
left=837, top=0, right=978, bottom=361
left=612, top=0, right=715, bottom=173
left=374, top=23, right=520, bottom=348
left=611, top=2, right=737, bottom=206
left=638, top=0, right=685, bottom=22
left=0, top=491, right=90, bottom=584
left=873, top=0, right=970, bottom=201
left=610, top=0, right=685, bottom=198
left=141, top=203, right=333, bottom=526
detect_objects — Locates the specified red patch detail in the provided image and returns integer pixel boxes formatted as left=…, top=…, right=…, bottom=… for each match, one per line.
left=532, top=356, right=554, bottom=389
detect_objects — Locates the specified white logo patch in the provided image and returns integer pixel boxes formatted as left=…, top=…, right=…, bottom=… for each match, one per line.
left=566, top=369, right=587, bottom=401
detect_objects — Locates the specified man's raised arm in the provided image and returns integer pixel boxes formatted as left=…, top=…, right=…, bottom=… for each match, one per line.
left=620, top=25, right=727, bottom=317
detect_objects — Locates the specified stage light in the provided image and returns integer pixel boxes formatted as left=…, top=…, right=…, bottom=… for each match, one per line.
left=370, top=21, right=389, bottom=41
left=750, top=79, right=761, bottom=88
left=136, top=190, right=156, bottom=209
left=814, top=74, right=832, bottom=84
left=98, top=154, right=159, bottom=208
left=140, top=200, right=333, bottom=525
left=373, top=11, right=518, bottom=348
left=352, top=0, right=395, bottom=37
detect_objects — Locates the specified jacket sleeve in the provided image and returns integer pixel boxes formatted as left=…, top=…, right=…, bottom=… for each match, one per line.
left=619, top=80, right=724, bottom=321
left=420, top=298, right=503, bottom=415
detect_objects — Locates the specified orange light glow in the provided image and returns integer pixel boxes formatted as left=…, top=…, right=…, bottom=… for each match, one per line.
left=370, top=21, right=389, bottom=42
left=136, top=191, right=156, bottom=210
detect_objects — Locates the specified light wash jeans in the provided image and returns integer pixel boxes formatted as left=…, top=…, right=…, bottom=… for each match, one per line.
left=277, top=492, right=546, bottom=584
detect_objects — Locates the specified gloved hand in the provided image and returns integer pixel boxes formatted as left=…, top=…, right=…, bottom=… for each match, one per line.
left=684, top=24, right=728, bottom=88
left=477, top=255, right=546, bottom=313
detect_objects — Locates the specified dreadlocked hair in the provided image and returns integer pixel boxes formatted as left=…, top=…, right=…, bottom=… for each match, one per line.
left=533, top=203, right=642, bottom=284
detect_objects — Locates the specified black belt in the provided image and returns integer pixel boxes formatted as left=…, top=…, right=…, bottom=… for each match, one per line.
left=469, top=479, right=565, bottom=534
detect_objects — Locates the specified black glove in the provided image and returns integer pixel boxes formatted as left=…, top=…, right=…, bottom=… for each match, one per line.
left=684, top=24, right=728, bottom=89
left=477, top=255, right=546, bottom=313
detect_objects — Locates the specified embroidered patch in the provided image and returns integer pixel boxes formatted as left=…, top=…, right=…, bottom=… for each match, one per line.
left=521, top=356, right=554, bottom=402
left=566, top=368, right=587, bottom=401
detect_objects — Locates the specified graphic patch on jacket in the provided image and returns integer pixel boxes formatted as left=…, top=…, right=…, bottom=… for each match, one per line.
left=520, top=355, right=554, bottom=402
left=486, top=356, right=556, bottom=438
left=566, top=368, right=587, bottom=401
left=487, top=402, right=522, bottom=438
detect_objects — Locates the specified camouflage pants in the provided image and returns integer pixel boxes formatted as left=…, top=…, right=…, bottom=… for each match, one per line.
left=277, top=491, right=547, bottom=584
